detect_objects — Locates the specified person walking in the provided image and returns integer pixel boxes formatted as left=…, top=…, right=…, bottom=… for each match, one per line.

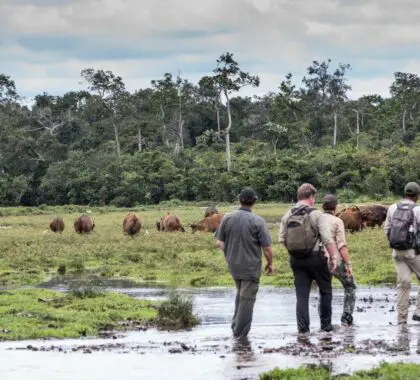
left=322, top=194, right=356, bottom=327
left=216, top=187, right=273, bottom=338
left=384, top=182, right=420, bottom=325
left=279, top=183, right=338, bottom=334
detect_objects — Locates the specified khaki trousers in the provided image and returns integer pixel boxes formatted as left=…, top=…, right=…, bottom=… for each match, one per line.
left=393, top=250, right=420, bottom=324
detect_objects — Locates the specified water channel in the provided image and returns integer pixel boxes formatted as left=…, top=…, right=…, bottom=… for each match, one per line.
left=1, top=286, right=420, bottom=379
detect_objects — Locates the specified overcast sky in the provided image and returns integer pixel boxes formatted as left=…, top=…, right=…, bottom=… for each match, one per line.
left=1, top=0, right=419, bottom=102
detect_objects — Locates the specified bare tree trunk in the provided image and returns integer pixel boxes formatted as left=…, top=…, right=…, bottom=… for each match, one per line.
left=402, top=108, right=407, bottom=133
left=112, top=119, right=121, bottom=160
left=352, top=109, right=360, bottom=149
left=160, top=104, right=169, bottom=146
left=178, top=87, right=184, bottom=151
left=216, top=104, right=221, bottom=137
left=332, top=110, right=338, bottom=149
left=272, top=138, right=278, bottom=155
left=224, top=90, right=232, bottom=172
left=137, top=127, right=142, bottom=152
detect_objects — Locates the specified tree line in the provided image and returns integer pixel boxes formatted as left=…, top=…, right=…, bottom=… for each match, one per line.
left=1, top=53, right=420, bottom=206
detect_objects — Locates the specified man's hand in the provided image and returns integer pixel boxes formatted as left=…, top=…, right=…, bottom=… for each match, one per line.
left=264, top=262, right=273, bottom=274
left=345, top=263, right=353, bottom=278
left=329, top=257, right=337, bottom=273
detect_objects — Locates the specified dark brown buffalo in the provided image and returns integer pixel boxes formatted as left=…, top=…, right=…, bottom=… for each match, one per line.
left=156, top=213, right=185, bottom=232
left=190, top=213, right=225, bottom=233
left=337, top=206, right=364, bottom=233
left=49, top=217, right=65, bottom=233
left=204, top=206, right=219, bottom=218
left=123, top=212, right=141, bottom=237
left=360, top=205, right=388, bottom=228
left=74, top=215, right=95, bottom=234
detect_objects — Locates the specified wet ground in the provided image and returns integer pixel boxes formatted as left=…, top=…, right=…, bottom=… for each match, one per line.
left=2, top=286, right=420, bottom=379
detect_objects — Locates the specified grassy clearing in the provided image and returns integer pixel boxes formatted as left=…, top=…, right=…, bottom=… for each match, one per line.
left=0, top=288, right=157, bottom=341
left=259, top=362, right=420, bottom=379
left=0, top=203, right=398, bottom=288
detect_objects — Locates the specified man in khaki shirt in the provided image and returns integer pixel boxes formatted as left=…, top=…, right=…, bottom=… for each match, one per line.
left=322, top=195, right=356, bottom=327
left=384, top=182, right=420, bottom=325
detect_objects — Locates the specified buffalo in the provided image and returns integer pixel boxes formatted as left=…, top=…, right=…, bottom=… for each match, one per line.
left=337, top=206, right=364, bottom=233
left=74, top=215, right=95, bottom=234
left=190, top=213, right=225, bottom=233
left=49, top=217, right=65, bottom=233
left=123, top=212, right=141, bottom=237
left=156, top=213, right=186, bottom=232
left=204, top=206, right=219, bottom=218
left=360, top=205, right=388, bottom=228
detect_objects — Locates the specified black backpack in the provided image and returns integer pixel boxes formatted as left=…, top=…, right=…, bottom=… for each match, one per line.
left=387, top=203, right=416, bottom=250
left=284, top=205, right=319, bottom=258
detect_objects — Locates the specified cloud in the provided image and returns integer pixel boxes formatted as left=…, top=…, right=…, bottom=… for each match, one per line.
left=1, top=0, right=420, bottom=100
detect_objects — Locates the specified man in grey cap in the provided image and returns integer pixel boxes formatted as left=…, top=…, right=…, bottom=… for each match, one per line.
left=216, top=187, right=273, bottom=338
left=322, top=194, right=356, bottom=327
left=384, top=182, right=420, bottom=325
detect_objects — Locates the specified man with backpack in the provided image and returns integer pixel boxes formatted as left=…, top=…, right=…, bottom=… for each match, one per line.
left=216, top=187, right=273, bottom=338
left=279, top=183, right=338, bottom=334
left=322, top=194, right=356, bottom=327
left=384, top=182, right=420, bottom=325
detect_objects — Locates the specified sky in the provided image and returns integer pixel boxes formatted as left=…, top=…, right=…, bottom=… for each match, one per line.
left=1, top=0, right=420, bottom=102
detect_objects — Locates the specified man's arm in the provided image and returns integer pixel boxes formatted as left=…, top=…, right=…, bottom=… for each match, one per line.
left=383, top=206, right=393, bottom=236
left=278, top=214, right=287, bottom=245
left=316, top=212, right=338, bottom=271
left=263, top=245, right=273, bottom=274
left=216, top=240, right=224, bottom=252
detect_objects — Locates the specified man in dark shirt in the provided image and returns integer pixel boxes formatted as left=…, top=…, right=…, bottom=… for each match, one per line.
left=216, top=187, right=273, bottom=338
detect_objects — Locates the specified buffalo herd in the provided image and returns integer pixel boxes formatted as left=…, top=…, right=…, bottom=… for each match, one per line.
left=48, top=204, right=388, bottom=236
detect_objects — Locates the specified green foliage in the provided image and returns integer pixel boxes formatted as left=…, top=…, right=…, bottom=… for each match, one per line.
left=259, top=362, right=420, bottom=380
left=1, top=63, right=420, bottom=207
left=0, top=288, right=156, bottom=340
left=156, top=292, right=200, bottom=330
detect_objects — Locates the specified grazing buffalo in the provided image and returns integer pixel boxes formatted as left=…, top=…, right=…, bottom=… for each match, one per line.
left=204, top=206, right=219, bottom=218
left=74, top=215, right=95, bottom=234
left=123, top=212, right=141, bottom=237
left=337, top=206, right=364, bottom=233
left=190, top=213, right=225, bottom=233
left=156, top=213, right=185, bottom=232
left=360, top=205, right=388, bottom=228
left=49, top=217, right=65, bottom=233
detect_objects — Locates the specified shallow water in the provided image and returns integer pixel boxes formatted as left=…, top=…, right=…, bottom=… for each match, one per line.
left=2, top=286, right=420, bottom=380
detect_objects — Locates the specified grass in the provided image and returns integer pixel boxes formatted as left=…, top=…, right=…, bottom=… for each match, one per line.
left=156, top=292, right=200, bottom=330
left=259, top=362, right=420, bottom=379
left=0, top=288, right=157, bottom=341
left=0, top=203, right=399, bottom=288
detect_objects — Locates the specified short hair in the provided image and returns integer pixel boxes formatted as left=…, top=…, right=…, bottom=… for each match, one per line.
left=297, top=183, right=317, bottom=201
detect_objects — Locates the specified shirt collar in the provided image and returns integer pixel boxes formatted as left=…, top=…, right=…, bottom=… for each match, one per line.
left=239, top=207, right=252, bottom=212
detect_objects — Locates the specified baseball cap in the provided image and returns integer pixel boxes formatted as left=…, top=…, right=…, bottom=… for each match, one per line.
left=404, top=182, right=420, bottom=196
left=322, top=194, right=338, bottom=208
left=238, top=187, right=258, bottom=205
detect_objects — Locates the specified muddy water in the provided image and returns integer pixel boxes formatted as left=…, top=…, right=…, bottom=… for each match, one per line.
left=2, top=286, right=420, bottom=380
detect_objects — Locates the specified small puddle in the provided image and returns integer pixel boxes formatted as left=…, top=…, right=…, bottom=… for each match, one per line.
left=1, top=286, right=420, bottom=380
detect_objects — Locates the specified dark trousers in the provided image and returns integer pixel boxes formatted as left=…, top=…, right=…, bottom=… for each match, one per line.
left=231, top=279, right=259, bottom=338
left=290, top=253, right=332, bottom=333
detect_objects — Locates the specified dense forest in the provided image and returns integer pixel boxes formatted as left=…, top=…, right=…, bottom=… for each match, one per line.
left=1, top=53, right=420, bottom=206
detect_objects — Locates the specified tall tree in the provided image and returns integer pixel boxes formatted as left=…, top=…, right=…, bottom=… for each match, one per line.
left=80, top=69, right=125, bottom=160
left=302, top=59, right=351, bottom=149
left=198, top=75, right=222, bottom=136
left=212, top=52, right=259, bottom=172
left=390, top=72, right=420, bottom=134
left=0, top=74, right=19, bottom=104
